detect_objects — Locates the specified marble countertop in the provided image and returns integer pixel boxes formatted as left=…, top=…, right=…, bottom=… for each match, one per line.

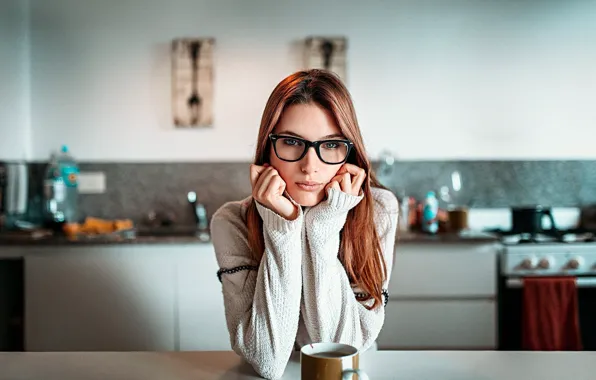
left=0, top=350, right=593, bottom=380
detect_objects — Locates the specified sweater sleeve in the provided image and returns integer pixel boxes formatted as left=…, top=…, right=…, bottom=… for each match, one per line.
left=211, top=199, right=303, bottom=380
left=302, top=188, right=398, bottom=351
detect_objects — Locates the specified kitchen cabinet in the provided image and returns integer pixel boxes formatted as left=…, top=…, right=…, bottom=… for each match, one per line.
left=378, top=243, right=499, bottom=350
left=389, top=243, right=498, bottom=297
left=176, top=245, right=230, bottom=351
left=25, top=246, right=177, bottom=351
left=21, top=243, right=230, bottom=352
left=14, top=239, right=500, bottom=352
left=378, top=300, right=496, bottom=349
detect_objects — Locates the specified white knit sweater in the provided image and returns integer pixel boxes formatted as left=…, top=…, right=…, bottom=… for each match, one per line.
left=210, top=187, right=398, bottom=379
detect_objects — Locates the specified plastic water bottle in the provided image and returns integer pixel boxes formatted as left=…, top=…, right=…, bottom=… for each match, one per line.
left=421, top=191, right=439, bottom=234
left=43, top=145, right=80, bottom=228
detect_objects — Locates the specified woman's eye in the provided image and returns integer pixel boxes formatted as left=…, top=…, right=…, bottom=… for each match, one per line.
left=323, top=142, right=340, bottom=149
left=283, top=138, right=302, bottom=146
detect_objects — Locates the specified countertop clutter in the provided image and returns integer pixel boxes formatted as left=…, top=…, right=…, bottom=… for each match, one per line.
left=0, top=224, right=213, bottom=245
left=0, top=233, right=209, bottom=245
left=397, top=230, right=499, bottom=243
left=1, top=350, right=595, bottom=380
left=0, top=227, right=499, bottom=246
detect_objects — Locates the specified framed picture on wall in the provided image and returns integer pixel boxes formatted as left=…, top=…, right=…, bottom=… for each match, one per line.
left=304, top=36, right=347, bottom=84
left=171, top=38, right=215, bottom=128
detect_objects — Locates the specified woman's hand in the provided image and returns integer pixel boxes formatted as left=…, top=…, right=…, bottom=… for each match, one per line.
left=250, top=163, right=299, bottom=220
left=325, top=163, right=366, bottom=197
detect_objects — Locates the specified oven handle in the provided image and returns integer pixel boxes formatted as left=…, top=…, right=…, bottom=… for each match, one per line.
left=506, top=277, right=596, bottom=288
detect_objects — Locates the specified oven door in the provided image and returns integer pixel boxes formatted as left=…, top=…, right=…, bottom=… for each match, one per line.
left=498, top=276, right=596, bottom=350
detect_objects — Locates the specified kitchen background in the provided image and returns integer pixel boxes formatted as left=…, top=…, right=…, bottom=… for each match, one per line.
left=2, top=0, right=596, bottom=356
left=2, top=0, right=596, bottom=229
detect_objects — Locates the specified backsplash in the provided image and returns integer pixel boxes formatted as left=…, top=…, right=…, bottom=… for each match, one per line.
left=22, top=160, right=596, bottom=226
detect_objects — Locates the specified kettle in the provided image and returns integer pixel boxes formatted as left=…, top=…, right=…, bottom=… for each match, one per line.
left=510, top=205, right=557, bottom=235
left=0, top=162, right=29, bottom=231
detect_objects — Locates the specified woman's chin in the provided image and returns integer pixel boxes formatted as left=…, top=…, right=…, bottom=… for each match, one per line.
left=287, top=189, right=324, bottom=207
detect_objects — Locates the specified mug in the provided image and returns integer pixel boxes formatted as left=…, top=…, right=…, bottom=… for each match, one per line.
left=447, top=206, right=469, bottom=232
left=300, top=342, right=368, bottom=380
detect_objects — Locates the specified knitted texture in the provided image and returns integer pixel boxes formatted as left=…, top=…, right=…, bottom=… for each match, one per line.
left=211, top=187, right=398, bottom=379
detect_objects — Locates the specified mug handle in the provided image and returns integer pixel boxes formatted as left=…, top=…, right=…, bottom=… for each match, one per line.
left=541, top=209, right=557, bottom=232
left=342, top=369, right=369, bottom=380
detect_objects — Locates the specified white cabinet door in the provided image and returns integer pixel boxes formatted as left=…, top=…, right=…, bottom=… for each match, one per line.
left=377, top=300, right=497, bottom=350
left=176, top=244, right=230, bottom=351
left=390, top=244, right=499, bottom=297
left=25, top=246, right=176, bottom=351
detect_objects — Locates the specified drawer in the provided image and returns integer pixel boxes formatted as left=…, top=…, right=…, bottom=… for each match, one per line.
left=389, top=244, right=498, bottom=297
left=377, top=300, right=497, bottom=350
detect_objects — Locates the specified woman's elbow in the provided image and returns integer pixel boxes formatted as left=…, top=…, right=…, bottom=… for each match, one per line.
left=252, top=361, right=287, bottom=380
left=244, top=355, right=288, bottom=380
left=232, top=343, right=289, bottom=380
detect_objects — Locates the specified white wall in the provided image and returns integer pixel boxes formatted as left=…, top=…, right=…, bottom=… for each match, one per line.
left=22, top=0, right=596, bottom=161
left=0, top=0, right=30, bottom=160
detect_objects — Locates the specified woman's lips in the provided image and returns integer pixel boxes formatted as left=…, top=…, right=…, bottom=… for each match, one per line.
left=296, top=182, right=323, bottom=192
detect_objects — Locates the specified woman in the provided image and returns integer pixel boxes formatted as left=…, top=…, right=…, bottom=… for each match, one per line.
left=211, top=69, right=398, bottom=379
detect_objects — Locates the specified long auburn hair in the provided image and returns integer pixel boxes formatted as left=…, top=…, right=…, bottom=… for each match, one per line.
left=246, top=69, right=389, bottom=310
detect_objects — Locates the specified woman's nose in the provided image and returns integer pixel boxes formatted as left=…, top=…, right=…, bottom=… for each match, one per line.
left=300, top=147, right=320, bottom=173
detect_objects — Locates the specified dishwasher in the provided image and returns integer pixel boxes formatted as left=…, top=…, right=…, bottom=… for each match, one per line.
left=0, top=258, right=24, bottom=351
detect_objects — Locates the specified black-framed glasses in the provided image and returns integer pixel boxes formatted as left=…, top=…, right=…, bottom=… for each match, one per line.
left=269, top=133, right=354, bottom=165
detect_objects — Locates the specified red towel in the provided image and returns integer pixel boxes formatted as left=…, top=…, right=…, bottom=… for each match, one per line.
left=522, top=276, right=582, bottom=351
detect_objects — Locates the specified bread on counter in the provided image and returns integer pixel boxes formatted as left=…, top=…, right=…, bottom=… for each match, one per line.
left=63, top=217, right=134, bottom=238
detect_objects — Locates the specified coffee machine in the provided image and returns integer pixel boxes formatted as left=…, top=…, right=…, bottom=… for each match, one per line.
left=0, top=162, right=29, bottom=231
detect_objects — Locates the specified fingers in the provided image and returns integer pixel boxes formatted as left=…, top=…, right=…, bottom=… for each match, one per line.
left=327, top=173, right=350, bottom=189
left=337, top=163, right=359, bottom=175
left=328, top=174, right=344, bottom=187
left=325, top=173, right=344, bottom=195
left=255, top=167, right=277, bottom=197
left=249, top=164, right=268, bottom=188
left=352, top=169, right=366, bottom=192
left=341, top=172, right=351, bottom=193
left=325, top=179, right=341, bottom=194
left=334, top=163, right=367, bottom=195
left=340, top=163, right=366, bottom=183
left=250, top=163, right=274, bottom=188
left=266, top=174, right=286, bottom=197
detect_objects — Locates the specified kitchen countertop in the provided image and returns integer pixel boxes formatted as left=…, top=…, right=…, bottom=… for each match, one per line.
left=0, top=226, right=212, bottom=245
left=1, top=350, right=594, bottom=380
left=397, top=230, right=499, bottom=243
left=0, top=230, right=499, bottom=246
left=0, top=234, right=211, bottom=246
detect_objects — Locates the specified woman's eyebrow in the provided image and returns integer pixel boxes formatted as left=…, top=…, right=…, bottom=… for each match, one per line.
left=276, top=130, right=345, bottom=139
left=276, top=130, right=303, bottom=138
left=321, top=133, right=344, bottom=139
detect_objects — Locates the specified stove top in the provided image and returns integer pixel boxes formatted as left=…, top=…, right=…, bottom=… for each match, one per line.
left=486, top=227, right=596, bottom=245
left=496, top=228, right=596, bottom=276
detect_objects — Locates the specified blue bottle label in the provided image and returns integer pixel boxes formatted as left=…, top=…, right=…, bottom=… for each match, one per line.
left=423, top=206, right=435, bottom=221
left=61, top=166, right=79, bottom=188
left=422, top=204, right=438, bottom=233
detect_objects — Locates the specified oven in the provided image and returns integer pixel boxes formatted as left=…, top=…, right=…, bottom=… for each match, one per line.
left=498, top=243, right=596, bottom=351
